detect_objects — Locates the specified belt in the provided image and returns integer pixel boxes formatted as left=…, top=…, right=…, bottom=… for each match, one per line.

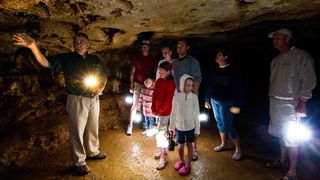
left=272, top=96, right=295, bottom=101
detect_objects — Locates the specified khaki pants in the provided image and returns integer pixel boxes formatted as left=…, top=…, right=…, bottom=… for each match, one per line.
left=133, top=82, right=144, bottom=106
left=67, top=95, right=100, bottom=166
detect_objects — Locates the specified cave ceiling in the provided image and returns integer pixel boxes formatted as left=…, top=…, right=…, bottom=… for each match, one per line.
left=0, top=0, right=320, bottom=54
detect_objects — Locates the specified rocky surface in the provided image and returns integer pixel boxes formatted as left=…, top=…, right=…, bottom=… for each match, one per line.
left=0, top=0, right=319, bottom=53
left=0, top=47, right=130, bottom=171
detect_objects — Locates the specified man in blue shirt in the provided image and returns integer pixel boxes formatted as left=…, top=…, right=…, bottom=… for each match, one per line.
left=172, top=39, right=202, bottom=161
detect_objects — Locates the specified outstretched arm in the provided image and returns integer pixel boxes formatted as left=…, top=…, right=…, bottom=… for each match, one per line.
left=12, top=33, right=49, bottom=68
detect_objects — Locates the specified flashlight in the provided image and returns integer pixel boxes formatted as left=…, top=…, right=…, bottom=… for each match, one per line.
left=133, top=113, right=142, bottom=123
left=284, top=116, right=312, bottom=142
left=84, top=76, right=97, bottom=87
left=146, top=128, right=158, bottom=137
left=285, top=119, right=312, bottom=142
left=199, top=113, right=208, bottom=122
left=125, top=96, right=133, bottom=104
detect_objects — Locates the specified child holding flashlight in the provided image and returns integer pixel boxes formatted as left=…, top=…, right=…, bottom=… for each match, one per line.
left=151, top=61, right=175, bottom=170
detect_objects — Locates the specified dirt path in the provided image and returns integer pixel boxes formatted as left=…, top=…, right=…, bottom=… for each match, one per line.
left=1, top=122, right=319, bottom=180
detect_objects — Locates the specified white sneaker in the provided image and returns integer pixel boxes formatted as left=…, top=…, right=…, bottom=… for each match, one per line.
left=126, top=126, right=132, bottom=135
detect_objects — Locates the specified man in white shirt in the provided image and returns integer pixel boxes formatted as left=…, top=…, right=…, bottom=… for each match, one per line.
left=267, top=28, right=316, bottom=180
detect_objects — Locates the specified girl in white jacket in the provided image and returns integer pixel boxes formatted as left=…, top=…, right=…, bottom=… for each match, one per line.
left=169, top=74, right=200, bottom=176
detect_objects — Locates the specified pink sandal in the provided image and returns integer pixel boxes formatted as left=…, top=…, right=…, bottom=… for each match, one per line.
left=174, top=161, right=185, bottom=171
left=178, top=166, right=191, bottom=176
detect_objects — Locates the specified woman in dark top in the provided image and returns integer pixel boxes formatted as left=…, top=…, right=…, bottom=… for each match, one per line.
left=204, top=48, right=244, bottom=160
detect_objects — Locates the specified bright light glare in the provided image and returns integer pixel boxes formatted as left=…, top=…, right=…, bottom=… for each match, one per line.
left=84, top=76, right=97, bottom=87
left=131, top=144, right=140, bottom=156
left=286, top=122, right=312, bottom=142
left=156, top=130, right=169, bottom=147
left=134, top=113, right=142, bottom=123
left=146, top=128, right=158, bottom=137
left=199, top=113, right=208, bottom=122
left=125, top=96, right=133, bottom=104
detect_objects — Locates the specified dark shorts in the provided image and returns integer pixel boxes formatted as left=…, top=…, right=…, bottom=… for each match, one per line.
left=176, top=128, right=195, bottom=144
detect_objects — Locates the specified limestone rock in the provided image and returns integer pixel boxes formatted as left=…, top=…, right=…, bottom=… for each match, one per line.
left=0, top=0, right=319, bottom=53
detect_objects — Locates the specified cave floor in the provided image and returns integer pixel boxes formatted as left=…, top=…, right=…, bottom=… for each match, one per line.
left=1, top=120, right=320, bottom=180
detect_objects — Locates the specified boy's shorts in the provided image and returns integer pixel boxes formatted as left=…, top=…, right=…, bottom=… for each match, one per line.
left=176, top=128, right=195, bottom=144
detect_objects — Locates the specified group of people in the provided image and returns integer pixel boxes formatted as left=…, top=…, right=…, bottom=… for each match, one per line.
left=127, top=38, right=244, bottom=176
left=127, top=39, right=202, bottom=175
left=125, top=28, right=317, bottom=179
left=12, top=27, right=316, bottom=179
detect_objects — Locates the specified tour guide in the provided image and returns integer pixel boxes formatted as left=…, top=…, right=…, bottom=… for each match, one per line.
left=13, top=32, right=108, bottom=175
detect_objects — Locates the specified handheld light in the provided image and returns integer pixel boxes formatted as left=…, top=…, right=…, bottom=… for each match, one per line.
left=133, top=113, right=142, bottom=123
left=84, top=76, right=97, bottom=87
left=199, top=113, right=208, bottom=122
left=125, top=96, right=133, bottom=104
left=285, top=120, right=312, bottom=142
left=146, top=128, right=158, bottom=137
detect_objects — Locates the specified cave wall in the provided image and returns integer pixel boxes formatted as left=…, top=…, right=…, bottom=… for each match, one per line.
left=1, top=0, right=320, bottom=54
left=0, top=48, right=132, bottom=171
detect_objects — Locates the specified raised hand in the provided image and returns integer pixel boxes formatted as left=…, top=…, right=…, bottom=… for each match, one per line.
left=12, top=33, right=49, bottom=67
left=12, top=33, right=35, bottom=48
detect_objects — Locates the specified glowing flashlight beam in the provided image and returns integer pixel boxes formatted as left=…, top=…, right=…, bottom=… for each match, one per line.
left=134, top=113, right=142, bottom=123
left=285, top=122, right=312, bottom=142
left=146, top=128, right=158, bottom=137
left=199, top=113, right=208, bottom=122
left=84, top=76, right=97, bottom=87
left=125, top=96, right=133, bottom=104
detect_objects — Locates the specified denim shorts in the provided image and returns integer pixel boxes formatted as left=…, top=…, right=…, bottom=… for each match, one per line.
left=176, top=128, right=195, bottom=144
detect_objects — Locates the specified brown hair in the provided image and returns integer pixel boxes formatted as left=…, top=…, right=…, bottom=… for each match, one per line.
left=159, top=61, right=173, bottom=80
left=74, top=32, right=89, bottom=41
left=177, top=38, right=189, bottom=46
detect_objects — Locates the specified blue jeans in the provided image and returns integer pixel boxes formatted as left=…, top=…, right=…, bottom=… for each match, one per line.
left=144, top=116, right=155, bottom=129
left=210, top=99, right=238, bottom=140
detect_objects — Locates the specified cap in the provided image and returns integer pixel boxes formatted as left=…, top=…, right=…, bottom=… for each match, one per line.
left=268, top=28, right=293, bottom=39
left=141, top=39, right=151, bottom=45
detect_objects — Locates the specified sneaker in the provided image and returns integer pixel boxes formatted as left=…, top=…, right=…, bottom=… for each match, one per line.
left=87, top=152, right=107, bottom=160
left=75, top=164, right=90, bottom=175
left=126, top=126, right=132, bottom=135
left=178, top=166, right=191, bottom=176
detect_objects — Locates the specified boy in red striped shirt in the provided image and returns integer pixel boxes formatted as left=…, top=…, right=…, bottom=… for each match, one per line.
left=137, top=78, right=156, bottom=135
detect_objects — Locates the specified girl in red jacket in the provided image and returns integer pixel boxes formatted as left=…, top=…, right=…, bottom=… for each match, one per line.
left=152, top=61, right=176, bottom=170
